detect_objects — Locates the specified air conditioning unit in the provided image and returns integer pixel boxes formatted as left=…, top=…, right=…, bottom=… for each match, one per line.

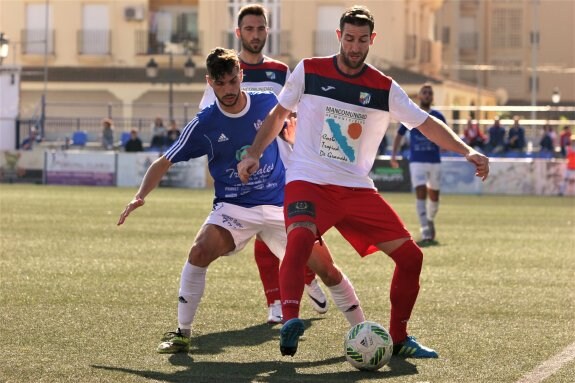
left=124, top=6, right=145, bottom=21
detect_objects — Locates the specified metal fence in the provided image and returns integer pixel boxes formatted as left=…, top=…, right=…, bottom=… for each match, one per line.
left=6, top=103, right=575, bottom=154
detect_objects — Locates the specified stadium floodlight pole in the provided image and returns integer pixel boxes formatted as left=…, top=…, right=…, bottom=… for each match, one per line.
left=40, top=0, right=50, bottom=138
left=168, top=51, right=174, bottom=122
left=529, top=0, right=539, bottom=147
left=146, top=53, right=195, bottom=123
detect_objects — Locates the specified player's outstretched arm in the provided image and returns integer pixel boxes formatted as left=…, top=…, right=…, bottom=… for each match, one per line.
left=417, top=115, right=490, bottom=181
left=117, top=156, right=172, bottom=225
left=238, top=103, right=291, bottom=183
left=390, top=132, right=403, bottom=168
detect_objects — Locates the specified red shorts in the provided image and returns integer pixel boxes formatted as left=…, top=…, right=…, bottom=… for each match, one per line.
left=284, top=180, right=411, bottom=256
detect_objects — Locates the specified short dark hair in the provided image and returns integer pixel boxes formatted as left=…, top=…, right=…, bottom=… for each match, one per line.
left=238, top=4, right=267, bottom=27
left=340, top=5, right=375, bottom=34
left=206, top=47, right=240, bottom=81
left=420, top=83, right=433, bottom=92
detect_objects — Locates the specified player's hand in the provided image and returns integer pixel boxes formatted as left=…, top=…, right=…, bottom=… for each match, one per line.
left=117, top=197, right=145, bottom=226
left=465, top=150, right=490, bottom=181
left=237, top=155, right=260, bottom=184
left=390, top=158, right=399, bottom=168
left=280, top=116, right=297, bottom=145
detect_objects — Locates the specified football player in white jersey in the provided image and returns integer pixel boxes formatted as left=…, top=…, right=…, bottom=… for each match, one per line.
left=199, top=4, right=330, bottom=324
left=238, top=5, right=489, bottom=358
left=118, top=47, right=365, bottom=354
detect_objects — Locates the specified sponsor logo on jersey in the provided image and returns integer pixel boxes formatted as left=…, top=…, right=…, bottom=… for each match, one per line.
left=321, top=85, right=336, bottom=92
left=359, top=92, right=371, bottom=105
left=217, top=133, right=229, bottom=142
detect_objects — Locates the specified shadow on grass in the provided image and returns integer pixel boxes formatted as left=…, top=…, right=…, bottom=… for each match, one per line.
left=93, top=356, right=417, bottom=383
left=92, top=317, right=419, bottom=382
left=190, top=318, right=324, bottom=355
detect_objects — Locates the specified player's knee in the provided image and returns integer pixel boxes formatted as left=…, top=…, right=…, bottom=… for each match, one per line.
left=313, top=263, right=342, bottom=287
left=391, top=239, right=423, bottom=274
left=188, top=242, right=218, bottom=267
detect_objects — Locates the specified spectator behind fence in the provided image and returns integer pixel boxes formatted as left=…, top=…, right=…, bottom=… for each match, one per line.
left=559, top=134, right=575, bottom=196
left=166, top=119, right=181, bottom=147
left=20, top=128, right=40, bottom=150
left=486, top=116, right=506, bottom=154
left=124, top=129, right=144, bottom=152
left=506, top=116, right=526, bottom=151
left=539, top=123, right=556, bottom=153
left=559, top=126, right=572, bottom=157
left=150, top=116, right=167, bottom=150
left=102, top=118, right=114, bottom=150
left=463, top=118, right=486, bottom=151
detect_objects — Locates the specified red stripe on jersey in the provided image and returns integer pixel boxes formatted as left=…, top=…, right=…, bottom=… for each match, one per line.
left=303, top=56, right=392, bottom=91
left=241, top=57, right=289, bottom=74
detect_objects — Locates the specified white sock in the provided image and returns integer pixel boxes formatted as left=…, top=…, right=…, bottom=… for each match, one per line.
left=327, top=274, right=365, bottom=326
left=427, top=200, right=439, bottom=221
left=416, top=199, right=428, bottom=228
left=177, top=262, right=207, bottom=332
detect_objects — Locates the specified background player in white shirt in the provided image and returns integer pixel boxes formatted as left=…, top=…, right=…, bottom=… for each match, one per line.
left=199, top=4, right=330, bottom=324
left=238, top=5, right=489, bottom=358
left=118, top=47, right=365, bottom=354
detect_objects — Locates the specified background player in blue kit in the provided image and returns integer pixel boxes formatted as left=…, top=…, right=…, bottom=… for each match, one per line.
left=391, top=84, right=446, bottom=244
left=200, top=4, right=329, bottom=324
left=117, top=47, right=365, bottom=354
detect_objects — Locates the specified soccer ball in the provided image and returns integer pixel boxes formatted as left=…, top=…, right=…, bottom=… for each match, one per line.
left=344, top=321, right=393, bottom=371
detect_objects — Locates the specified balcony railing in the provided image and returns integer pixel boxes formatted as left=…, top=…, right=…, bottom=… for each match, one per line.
left=313, top=30, right=339, bottom=57
left=77, top=30, right=111, bottom=55
left=136, top=30, right=201, bottom=56
left=405, top=34, right=417, bottom=61
left=459, top=31, right=479, bottom=54
left=420, top=39, right=432, bottom=64
left=20, top=29, right=55, bottom=55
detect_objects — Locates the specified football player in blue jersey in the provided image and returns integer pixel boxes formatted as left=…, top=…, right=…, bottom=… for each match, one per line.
left=391, top=84, right=447, bottom=244
left=198, top=4, right=330, bottom=324
left=117, top=47, right=365, bottom=354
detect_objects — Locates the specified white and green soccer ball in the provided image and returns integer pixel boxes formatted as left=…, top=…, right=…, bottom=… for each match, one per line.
left=344, top=321, right=393, bottom=371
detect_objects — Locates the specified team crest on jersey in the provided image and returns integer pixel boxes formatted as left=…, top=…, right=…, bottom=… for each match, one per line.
left=359, top=92, right=371, bottom=105
left=235, top=145, right=251, bottom=161
left=265, top=71, right=276, bottom=80
left=254, top=119, right=263, bottom=130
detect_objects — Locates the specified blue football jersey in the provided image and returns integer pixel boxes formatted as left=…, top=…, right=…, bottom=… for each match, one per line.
left=397, top=109, right=446, bottom=163
left=164, top=92, right=285, bottom=207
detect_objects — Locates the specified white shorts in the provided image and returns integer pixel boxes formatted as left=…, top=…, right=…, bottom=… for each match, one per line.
left=409, top=162, right=441, bottom=190
left=204, top=202, right=286, bottom=258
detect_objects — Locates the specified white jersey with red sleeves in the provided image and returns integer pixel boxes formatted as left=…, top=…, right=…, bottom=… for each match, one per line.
left=278, top=56, right=429, bottom=189
left=199, top=56, right=290, bottom=109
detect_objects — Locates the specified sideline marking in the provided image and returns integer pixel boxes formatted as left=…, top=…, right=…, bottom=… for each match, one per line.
left=516, top=341, right=575, bottom=383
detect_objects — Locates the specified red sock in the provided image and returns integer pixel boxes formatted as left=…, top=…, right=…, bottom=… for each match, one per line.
left=279, top=227, right=316, bottom=321
left=388, top=240, right=423, bottom=344
left=254, top=239, right=280, bottom=306
left=303, top=265, right=316, bottom=285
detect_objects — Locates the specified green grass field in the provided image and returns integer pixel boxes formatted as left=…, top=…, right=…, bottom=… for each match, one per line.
left=1, top=184, right=574, bottom=383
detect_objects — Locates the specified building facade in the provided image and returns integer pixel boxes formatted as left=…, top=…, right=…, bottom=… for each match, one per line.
left=0, top=0, right=497, bottom=143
